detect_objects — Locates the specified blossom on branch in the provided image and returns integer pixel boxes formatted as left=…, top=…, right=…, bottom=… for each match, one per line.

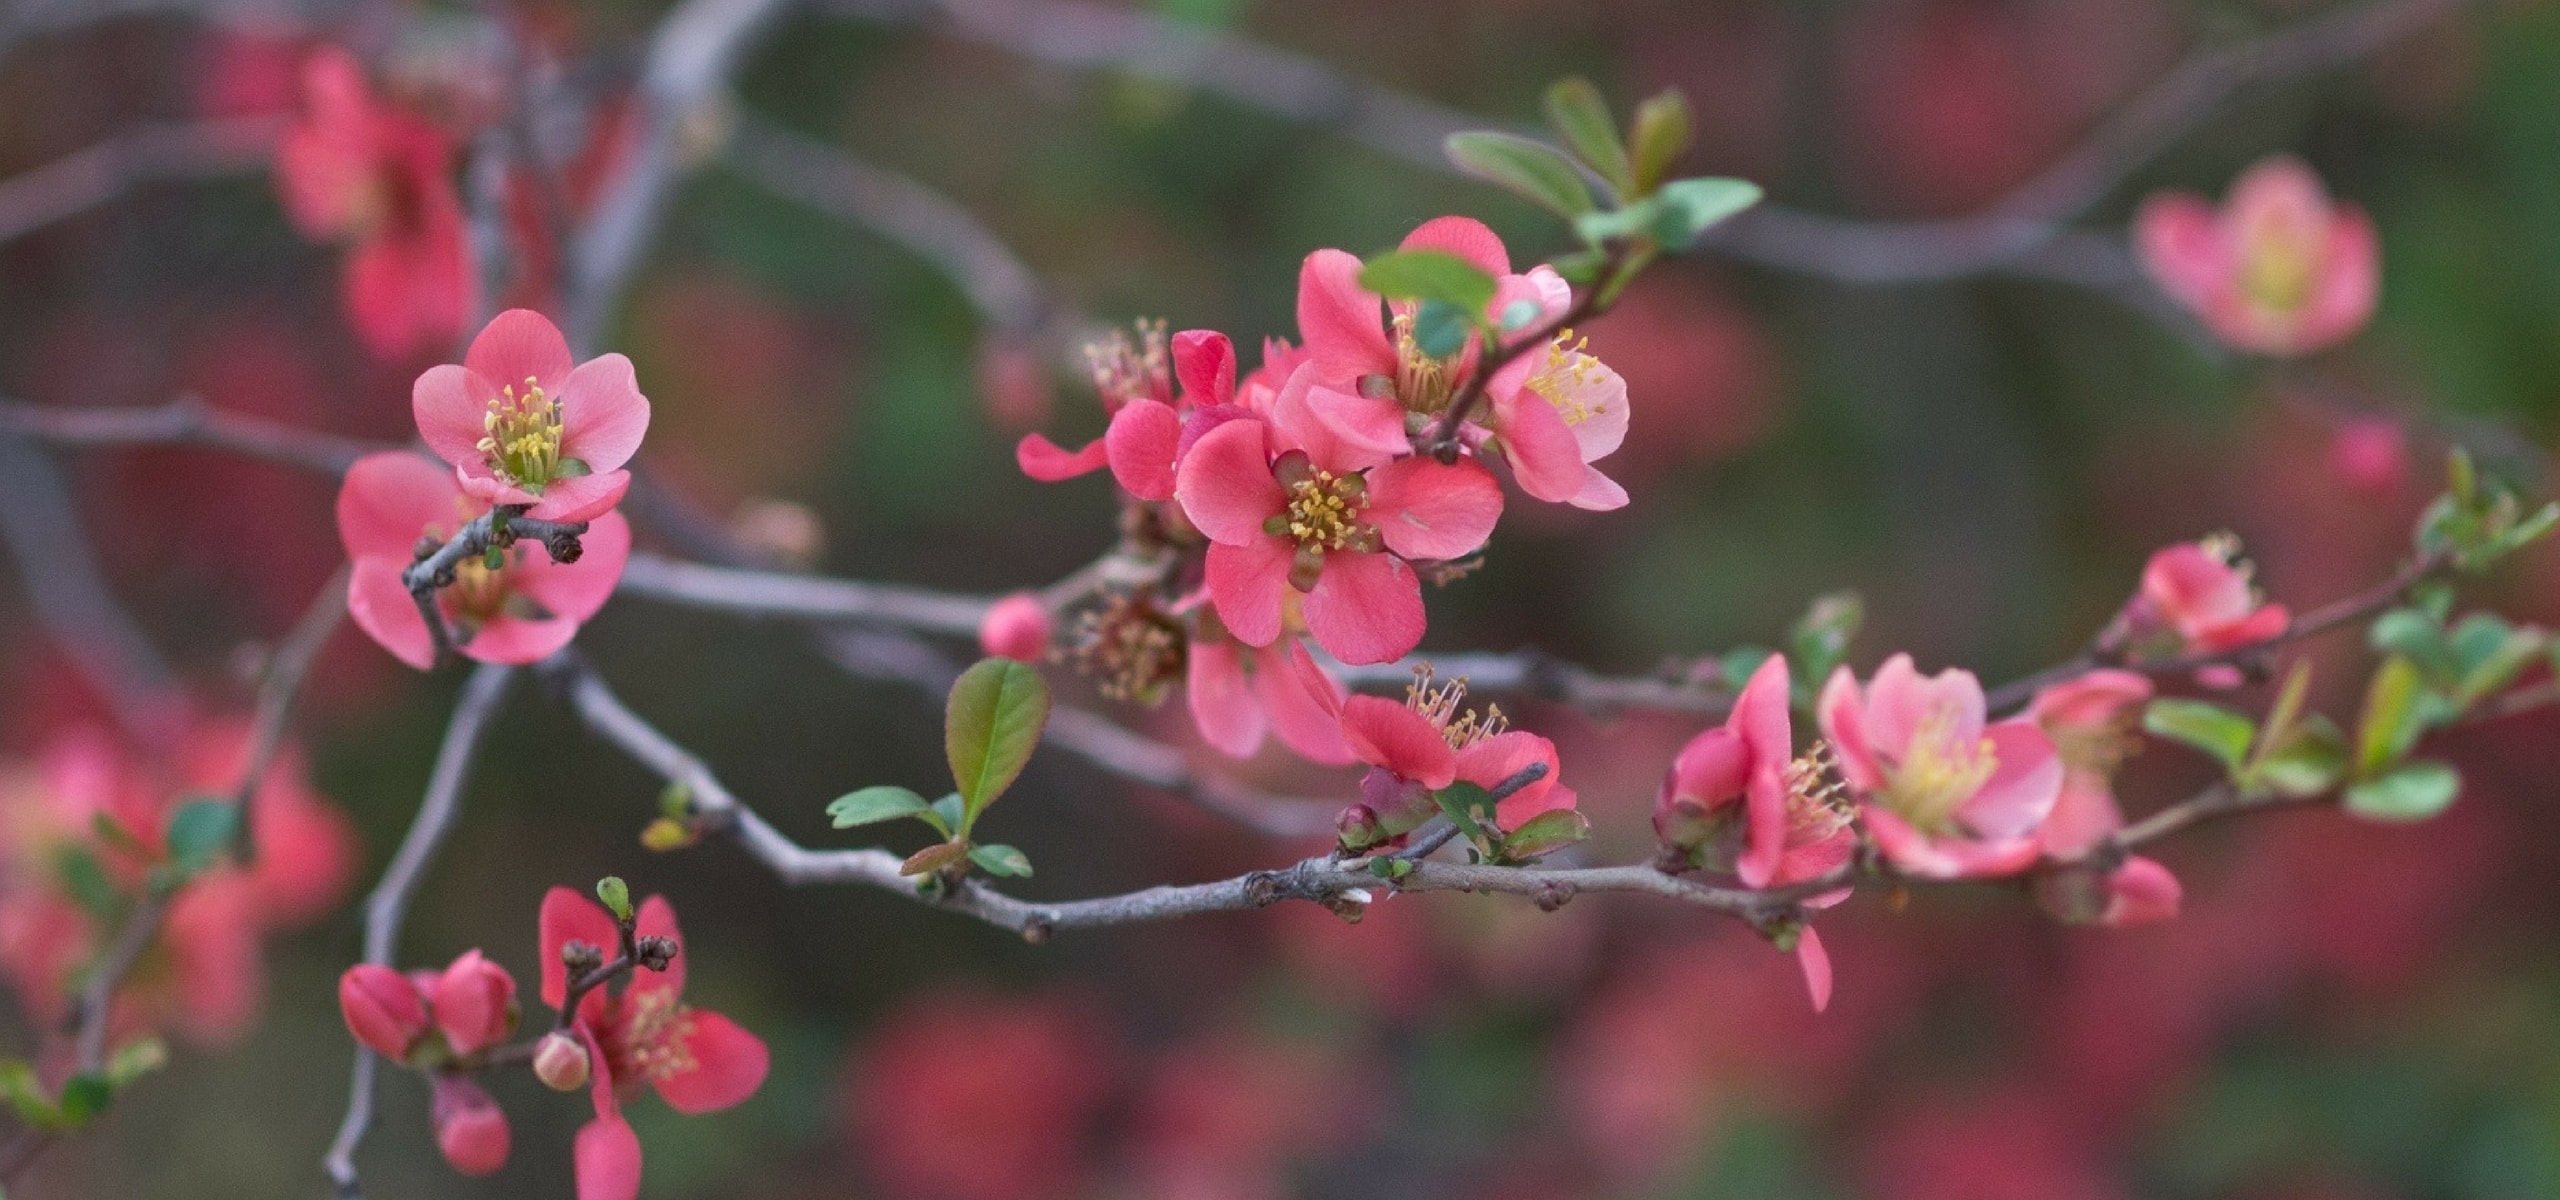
left=2115, top=536, right=2290, bottom=667
left=1819, top=654, right=2062, bottom=880
left=2135, top=154, right=2379, bottom=357
left=1186, top=627, right=1352, bottom=765
left=2028, top=669, right=2182, bottom=928
left=413, top=309, right=653, bottom=524
left=336, top=451, right=631, bottom=668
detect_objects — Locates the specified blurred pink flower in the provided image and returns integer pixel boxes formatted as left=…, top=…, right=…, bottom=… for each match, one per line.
left=2136, top=155, right=2380, bottom=356
left=1019, top=327, right=1254, bottom=501
left=274, top=47, right=472, bottom=360
left=844, top=990, right=1111, bottom=1200
left=2121, top=536, right=2290, bottom=660
left=431, top=1075, right=512, bottom=1176
left=336, top=450, right=631, bottom=668
left=413, top=309, right=652, bottom=524
left=1186, top=629, right=1352, bottom=765
left=1819, top=654, right=2062, bottom=879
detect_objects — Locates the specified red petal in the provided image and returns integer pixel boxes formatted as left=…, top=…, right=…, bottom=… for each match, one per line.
left=1186, top=637, right=1266, bottom=758
left=1171, top=328, right=1236, bottom=406
left=1302, top=550, right=1424, bottom=666
left=1340, top=695, right=1457, bottom=788
left=650, top=1009, right=768, bottom=1115
left=1295, top=248, right=1394, bottom=380
left=539, top=887, right=617, bottom=1012
left=1103, top=399, right=1183, bottom=501
left=1367, top=455, right=1501, bottom=561
left=1202, top=536, right=1292, bottom=647
left=1175, top=419, right=1284, bottom=545
left=574, top=1115, right=643, bottom=1200
left=1015, top=432, right=1110, bottom=482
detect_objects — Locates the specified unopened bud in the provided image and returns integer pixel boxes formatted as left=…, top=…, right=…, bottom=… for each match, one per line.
left=978, top=593, right=1053, bottom=663
left=560, top=940, right=606, bottom=977
left=635, top=935, right=679, bottom=972
left=430, top=1076, right=511, bottom=1176
left=1335, top=803, right=1384, bottom=852
left=532, top=1031, right=591, bottom=1092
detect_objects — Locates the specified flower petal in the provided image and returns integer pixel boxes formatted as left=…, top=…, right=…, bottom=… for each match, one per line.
left=1103, top=398, right=1183, bottom=501
left=1296, top=248, right=1394, bottom=380
left=574, top=1115, right=643, bottom=1200
left=1171, top=328, right=1236, bottom=406
left=650, top=1009, right=769, bottom=1114
left=1399, top=215, right=1511, bottom=277
left=466, top=308, right=575, bottom=395
left=1366, top=455, right=1501, bottom=561
left=460, top=613, right=581, bottom=665
left=1016, top=432, right=1111, bottom=482
left=1795, top=925, right=1833, bottom=1013
left=1960, top=720, right=2063, bottom=843
left=539, top=887, right=618, bottom=1012
left=1255, top=643, right=1353, bottom=765
left=511, top=511, right=632, bottom=626
left=1203, top=536, right=1292, bottom=648
left=1175, top=418, right=1284, bottom=545
left=1341, top=695, right=1457, bottom=788
left=1302, top=550, right=1423, bottom=666
left=347, top=557, right=436, bottom=670
left=523, top=470, right=632, bottom=524
left=1492, top=388, right=1590, bottom=504
left=412, top=365, right=497, bottom=471
left=558, top=352, right=650, bottom=474
left=627, top=894, right=687, bottom=1006
left=1187, top=636, right=1267, bottom=758
left=338, top=451, right=467, bottom=561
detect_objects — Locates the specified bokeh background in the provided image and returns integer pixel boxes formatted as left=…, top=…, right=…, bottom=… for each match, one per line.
left=3, top=0, right=2559, bottom=1196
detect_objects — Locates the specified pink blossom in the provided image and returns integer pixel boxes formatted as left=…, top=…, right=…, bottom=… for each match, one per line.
left=2136, top=155, right=2379, bottom=356
left=431, top=1075, right=512, bottom=1176
left=1656, top=654, right=1856, bottom=1009
left=2121, top=536, right=2290, bottom=659
left=433, top=949, right=519, bottom=1057
left=336, top=450, right=631, bottom=669
left=338, top=964, right=430, bottom=1062
left=1818, top=654, right=2063, bottom=879
left=273, top=47, right=471, bottom=359
left=2028, top=669, right=2153, bottom=858
left=1174, top=386, right=1500, bottom=665
left=1017, top=325, right=1252, bottom=499
left=1309, top=666, right=1576, bottom=847
left=842, top=990, right=1111, bottom=1200
left=412, top=309, right=652, bottom=523
left=540, top=888, right=769, bottom=1200
left=2329, top=416, right=2409, bottom=494
left=1186, top=628, right=1352, bottom=765
left=978, top=593, right=1052, bottom=663
left=336, top=949, right=519, bottom=1064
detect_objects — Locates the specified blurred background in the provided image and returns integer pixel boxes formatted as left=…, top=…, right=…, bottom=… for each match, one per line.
left=1, top=0, right=2558, bottom=1196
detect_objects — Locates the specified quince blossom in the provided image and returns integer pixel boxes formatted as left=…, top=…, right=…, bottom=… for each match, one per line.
left=1019, top=324, right=1255, bottom=501
left=2135, top=155, right=2379, bottom=357
left=2029, top=671, right=2182, bottom=927
left=1311, top=665, right=1577, bottom=850
left=1818, top=654, right=2063, bottom=880
left=2118, top=536, right=2290, bottom=661
left=1187, top=627, right=1352, bottom=765
left=413, top=309, right=652, bottom=524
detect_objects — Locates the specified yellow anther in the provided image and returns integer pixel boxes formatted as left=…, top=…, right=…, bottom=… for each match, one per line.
left=1524, top=328, right=1607, bottom=426
left=481, top=377, right=565, bottom=488
left=1886, top=705, right=1999, bottom=835
left=1404, top=665, right=1507, bottom=750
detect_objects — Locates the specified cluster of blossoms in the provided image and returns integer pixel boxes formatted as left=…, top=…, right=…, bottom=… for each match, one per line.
left=338, top=308, right=648, bottom=669
left=338, top=887, right=767, bottom=1198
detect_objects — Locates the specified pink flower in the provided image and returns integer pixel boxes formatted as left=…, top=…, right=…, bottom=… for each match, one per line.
left=338, top=964, right=430, bottom=1062
left=1818, top=654, right=2063, bottom=880
left=842, top=991, right=1111, bottom=1200
left=336, top=450, right=631, bottom=669
left=1310, top=666, right=1577, bottom=848
left=433, top=949, right=519, bottom=1057
left=2329, top=416, right=2409, bottom=494
left=1294, top=216, right=1629, bottom=509
left=2120, top=536, right=2290, bottom=659
left=1175, top=384, right=1500, bottom=665
left=1017, top=325, right=1254, bottom=499
left=978, top=593, right=1052, bottom=663
left=2135, top=154, right=2379, bottom=356
left=2028, top=669, right=2153, bottom=858
left=274, top=47, right=471, bottom=359
left=540, top=888, right=769, bottom=1200
left=413, top=309, right=652, bottom=523
left=431, top=1076, right=512, bottom=1176
left=1656, top=654, right=1856, bottom=1009
left=1187, top=628, right=1353, bottom=765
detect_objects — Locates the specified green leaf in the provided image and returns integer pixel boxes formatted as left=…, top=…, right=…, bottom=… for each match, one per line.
left=1357, top=249, right=1498, bottom=313
left=2343, top=759, right=2461, bottom=821
left=1445, top=131, right=1596, bottom=218
left=2143, top=699, right=2257, bottom=774
left=55, top=1074, right=109, bottom=1128
left=827, top=786, right=932, bottom=829
left=594, top=876, right=632, bottom=923
left=1626, top=88, right=1693, bottom=195
left=1410, top=298, right=1473, bottom=359
left=1498, top=809, right=1591, bottom=861
left=2448, top=446, right=2478, bottom=505
left=2354, top=656, right=2428, bottom=778
left=163, top=799, right=238, bottom=879
left=54, top=845, right=120, bottom=922
left=2449, top=616, right=2546, bottom=706
left=2247, top=714, right=2348, bottom=799
left=926, top=793, right=965, bottom=838
left=945, top=658, right=1052, bottom=831
left=1542, top=76, right=1631, bottom=192
left=1431, top=782, right=1498, bottom=848
left=657, top=780, right=693, bottom=820
left=0, top=1063, right=54, bottom=1130
left=2368, top=608, right=2451, bottom=682
left=1788, top=592, right=1862, bottom=683
left=1652, top=177, right=1764, bottom=246
left=967, top=844, right=1033, bottom=878
left=103, top=1037, right=166, bottom=1089
left=1573, top=198, right=1663, bottom=247
left=1368, top=856, right=1415, bottom=881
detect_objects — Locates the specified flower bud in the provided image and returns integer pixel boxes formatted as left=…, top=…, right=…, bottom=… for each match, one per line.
left=635, top=935, right=679, bottom=972
left=432, top=949, right=519, bottom=1058
left=430, top=1076, right=511, bottom=1176
left=1335, top=803, right=1384, bottom=852
left=560, top=939, right=606, bottom=977
left=532, top=1031, right=591, bottom=1092
left=978, top=593, right=1052, bottom=663
left=338, top=964, right=429, bottom=1062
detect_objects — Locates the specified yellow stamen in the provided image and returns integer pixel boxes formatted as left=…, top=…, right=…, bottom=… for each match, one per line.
left=1524, top=328, right=1607, bottom=426
left=1886, top=706, right=1999, bottom=835
left=1405, top=665, right=1507, bottom=750
left=476, top=377, right=564, bottom=488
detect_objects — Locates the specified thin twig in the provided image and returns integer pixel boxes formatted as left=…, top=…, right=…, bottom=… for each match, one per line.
left=0, top=116, right=280, bottom=246
left=0, top=395, right=388, bottom=475
left=0, top=436, right=185, bottom=741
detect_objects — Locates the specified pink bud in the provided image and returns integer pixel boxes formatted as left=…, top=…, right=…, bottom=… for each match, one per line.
left=432, top=949, right=518, bottom=1057
left=977, top=593, right=1052, bottom=663
left=2329, top=417, right=2409, bottom=494
left=2098, top=857, right=2182, bottom=927
left=532, top=1030, right=591, bottom=1092
left=338, top=964, right=429, bottom=1062
left=430, top=1076, right=511, bottom=1176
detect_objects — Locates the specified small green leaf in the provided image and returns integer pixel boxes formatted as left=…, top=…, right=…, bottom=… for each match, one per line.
left=1545, top=248, right=1607, bottom=286
left=1368, top=856, right=1415, bottom=881
left=1652, top=177, right=1764, bottom=246
left=1626, top=88, right=1693, bottom=195
left=55, top=845, right=120, bottom=922
left=0, top=1063, right=54, bottom=1130
left=1499, top=809, right=1591, bottom=861
left=2354, top=656, right=2428, bottom=778
left=2143, top=699, right=2257, bottom=774
left=55, top=1074, right=109, bottom=1128
left=2368, top=608, right=2451, bottom=681
left=967, top=844, right=1033, bottom=878
left=163, top=799, right=238, bottom=879
left=103, top=1037, right=166, bottom=1089
left=900, top=840, right=973, bottom=877
left=1357, top=249, right=1498, bottom=313
left=1573, top=198, right=1663, bottom=247
left=945, top=658, right=1052, bottom=831
left=1445, top=130, right=1596, bottom=218
left=1410, top=298, right=1473, bottom=359
left=2343, top=759, right=2461, bottom=821
left=594, top=876, right=633, bottom=923
left=1542, top=76, right=1631, bottom=192
left=827, top=786, right=932, bottom=829
left=2448, top=446, right=2478, bottom=505
left=1431, top=782, right=1498, bottom=848
left=926, top=793, right=965, bottom=838
left=1789, top=592, right=1863, bottom=683
left=2450, top=617, right=2546, bottom=706
left=657, top=780, right=693, bottom=820
left=2247, top=714, right=2348, bottom=799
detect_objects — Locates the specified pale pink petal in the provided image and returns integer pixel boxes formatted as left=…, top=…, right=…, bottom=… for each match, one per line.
left=338, top=451, right=468, bottom=559
left=651, top=1009, right=768, bottom=1114
left=1291, top=384, right=1410, bottom=473
left=1296, top=249, right=1394, bottom=380
left=1171, top=328, right=1236, bottom=406
left=462, top=613, right=579, bottom=664
left=1861, top=806, right=1967, bottom=879
left=1959, top=720, right=2063, bottom=842
left=347, top=557, right=436, bottom=670
left=2298, top=208, right=2379, bottom=352
left=557, top=353, right=650, bottom=473
left=2133, top=193, right=2227, bottom=310
left=1568, top=468, right=1629, bottom=511
left=1494, top=388, right=1592, bottom=504
left=523, top=470, right=632, bottom=524
left=1341, top=695, right=1457, bottom=788
left=2037, top=773, right=2123, bottom=858
left=1302, top=550, right=1424, bottom=665
left=1817, top=666, right=1883, bottom=792
left=1285, top=638, right=1345, bottom=721
left=412, top=365, right=497, bottom=469
left=1663, top=728, right=1746, bottom=811
left=574, top=1115, right=643, bottom=1200
left=511, top=510, right=631, bottom=624
left=1561, top=360, right=1630, bottom=461
left=1795, top=926, right=1833, bottom=1013
left=459, top=467, right=541, bottom=509
left=465, top=308, right=574, bottom=395
left=1175, top=419, right=1285, bottom=544
left=1254, top=644, right=1353, bottom=765
left=1103, top=399, right=1183, bottom=501
left=1187, top=637, right=1267, bottom=758
left=1203, top=536, right=1293, bottom=647
left=1016, top=432, right=1111, bottom=482
left=1366, top=455, right=1501, bottom=561
left=1399, top=215, right=1511, bottom=277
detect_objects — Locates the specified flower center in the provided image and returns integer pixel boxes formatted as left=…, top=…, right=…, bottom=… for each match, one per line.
left=478, top=377, right=565, bottom=489
left=611, top=988, right=699, bottom=1088
left=1386, top=311, right=1459, bottom=415
left=1406, top=665, right=1507, bottom=750
left=445, top=552, right=512, bottom=623
left=1782, top=742, right=1856, bottom=843
left=1070, top=590, right=1186, bottom=705
left=2240, top=225, right=2319, bottom=315
left=1886, top=706, right=1998, bottom=835
left=1524, top=329, right=1607, bottom=426
left=1082, top=319, right=1171, bottom=410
